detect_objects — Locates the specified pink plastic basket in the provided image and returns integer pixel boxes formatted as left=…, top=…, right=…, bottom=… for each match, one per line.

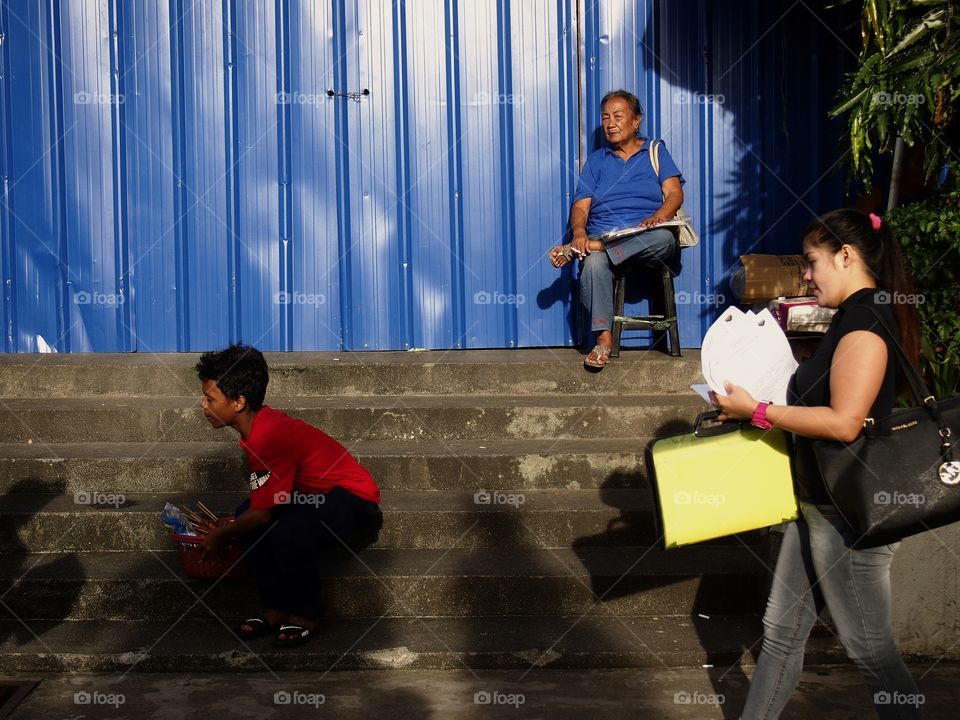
left=170, top=517, right=246, bottom=579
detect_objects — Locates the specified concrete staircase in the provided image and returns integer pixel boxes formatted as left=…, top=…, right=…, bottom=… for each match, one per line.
left=0, top=350, right=832, bottom=672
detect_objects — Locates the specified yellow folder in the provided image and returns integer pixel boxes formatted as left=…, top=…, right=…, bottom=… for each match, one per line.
left=647, top=412, right=798, bottom=549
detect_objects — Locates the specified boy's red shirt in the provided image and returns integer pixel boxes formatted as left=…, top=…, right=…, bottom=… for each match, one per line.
left=240, top=405, right=380, bottom=509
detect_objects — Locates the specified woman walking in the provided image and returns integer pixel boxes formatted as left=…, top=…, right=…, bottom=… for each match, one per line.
left=713, top=209, right=923, bottom=719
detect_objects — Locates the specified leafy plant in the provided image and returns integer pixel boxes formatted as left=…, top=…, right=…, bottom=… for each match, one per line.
left=831, top=0, right=960, bottom=185
left=885, top=173, right=960, bottom=396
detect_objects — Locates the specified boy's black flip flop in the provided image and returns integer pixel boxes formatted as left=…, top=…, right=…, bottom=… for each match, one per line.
left=235, top=618, right=276, bottom=640
left=273, top=624, right=313, bottom=647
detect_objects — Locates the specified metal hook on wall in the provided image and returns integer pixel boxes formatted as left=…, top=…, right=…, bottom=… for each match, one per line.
left=327, top=89, right=370, bottom=103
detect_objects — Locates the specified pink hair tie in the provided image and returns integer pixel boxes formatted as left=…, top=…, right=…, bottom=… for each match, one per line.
left=869, top=213, right=882, bottom=231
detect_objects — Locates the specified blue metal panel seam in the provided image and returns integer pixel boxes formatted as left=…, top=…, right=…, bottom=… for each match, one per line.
left=495, top=0, right=517, bottom=348
left=693, top=1, right=712, bottom=344
left=169, top=0, right=190, bottom=351
left=391, top=0, right=413, bottom=349
left=444, top=0, right=465, bottom=348
left=108, top=0, right=131, bottom=351
left=0, top=1, right=15, bottom=352
left=224, top=0, right=241, bottom=346
left=332, top=0, right=352, bottom=351
left=645, top=0, right=658, bottom=140
left=558, top=0, right=577, bottom=197
left=276, top=0, right=293, bottom=351
left=47, top=0, right=70, bottom=351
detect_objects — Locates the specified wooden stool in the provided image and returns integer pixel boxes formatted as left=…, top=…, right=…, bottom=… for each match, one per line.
left=611, top=267, right=681, bottom=357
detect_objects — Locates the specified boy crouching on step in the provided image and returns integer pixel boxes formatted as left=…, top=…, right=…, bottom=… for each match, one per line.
left=196, top=343, right=382, bottom=647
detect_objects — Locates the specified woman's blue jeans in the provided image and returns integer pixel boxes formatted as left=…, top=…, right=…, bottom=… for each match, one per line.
left=579, top=227, right=676, bottom=333
left=741, top=502, right=921, bottom=719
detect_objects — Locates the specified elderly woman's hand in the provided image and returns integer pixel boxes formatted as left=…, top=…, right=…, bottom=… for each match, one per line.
left=710, top=381, right=759, bottom=422
left=639, top=212, right=672, bottom=229
left=570, top=232, right=590, bottom=257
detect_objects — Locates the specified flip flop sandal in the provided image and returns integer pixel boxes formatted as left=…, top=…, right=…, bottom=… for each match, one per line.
left=584, top=344, right=612, bottom=371
left=235, top=617, right=277, bottom=640
left=273, top=623, right=314, bottom=648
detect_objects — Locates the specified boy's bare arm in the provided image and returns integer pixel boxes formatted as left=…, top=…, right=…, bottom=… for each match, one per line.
left=200, top=506, right=272, bottom=552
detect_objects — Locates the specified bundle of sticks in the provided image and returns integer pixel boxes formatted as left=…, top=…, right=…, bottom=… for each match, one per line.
left=179, top=501, right=227, bottom=535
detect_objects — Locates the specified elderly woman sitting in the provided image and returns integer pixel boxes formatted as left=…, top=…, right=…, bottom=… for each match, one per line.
left=550, top=89, right=685, bottom=370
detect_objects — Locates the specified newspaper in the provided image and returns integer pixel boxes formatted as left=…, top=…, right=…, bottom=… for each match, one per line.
left=593, top=218, right=688, bottom=242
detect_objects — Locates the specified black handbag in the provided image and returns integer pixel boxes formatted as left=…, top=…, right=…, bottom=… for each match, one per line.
left=813, top=306, right=960, bottom=547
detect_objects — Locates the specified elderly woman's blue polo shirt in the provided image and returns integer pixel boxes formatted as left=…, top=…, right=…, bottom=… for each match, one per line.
left=573, top=138, right=685, bottom=237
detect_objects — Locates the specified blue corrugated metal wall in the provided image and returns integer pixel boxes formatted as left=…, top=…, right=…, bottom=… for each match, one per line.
left=0, top=0, right=851, bottom=352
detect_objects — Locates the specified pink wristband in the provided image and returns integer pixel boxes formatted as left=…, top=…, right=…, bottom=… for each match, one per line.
left=751, top=401, right=773, bottom=430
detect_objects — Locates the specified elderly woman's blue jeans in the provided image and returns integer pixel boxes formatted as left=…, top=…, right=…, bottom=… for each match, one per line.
left=741, top=502, right=921, bottom=719
left=579, top=227, right=676, bottom=333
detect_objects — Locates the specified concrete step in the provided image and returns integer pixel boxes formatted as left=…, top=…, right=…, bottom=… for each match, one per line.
left=0, top=547, right=763, bottom=620
left=11, top=666, right=958, bottom=720
left=0, top=440, right=658, bottom=493
left=0, top=395, right=706, bottom=444
left=0, top=489, right=759, bottom=553
left=0, top=546, right=768, bottom=621
left=0, top=349, right=704, bottom=398
left=0, top=614, right=828, bottom=672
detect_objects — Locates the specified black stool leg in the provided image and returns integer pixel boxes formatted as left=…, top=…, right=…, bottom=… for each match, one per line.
left=663, top=270, right=681, bottom=357
left=611, top=274, right=626, bottom=358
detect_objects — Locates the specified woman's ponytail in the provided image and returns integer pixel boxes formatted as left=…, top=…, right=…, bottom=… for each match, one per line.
left=804, top=209, right=920, bottom=370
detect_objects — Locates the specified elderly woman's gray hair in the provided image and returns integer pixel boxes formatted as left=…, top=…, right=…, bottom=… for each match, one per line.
left=600, top=89, right=644, bottom=118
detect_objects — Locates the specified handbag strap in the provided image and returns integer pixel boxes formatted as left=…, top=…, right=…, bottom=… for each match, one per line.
left=856, top=303, right=930, bottom=404
left=649, top=139, right=670, bottom=208
left=649, top=139, right=662, bottom=185
left=857, top=303, right=955, bottom=460
left=648, top=140, right=696, bottom=246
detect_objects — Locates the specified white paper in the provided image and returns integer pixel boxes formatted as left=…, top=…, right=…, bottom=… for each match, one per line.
left=691, top=384, right=714, bottom=405
left=701, top=307, right=797, bottom=405
left=700, top=306, right=745, bottom=393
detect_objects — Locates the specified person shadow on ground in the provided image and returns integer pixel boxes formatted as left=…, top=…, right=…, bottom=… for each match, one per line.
left=571, top=420, right=766, bottom=720
left=0, top=478, right=85, bottom=646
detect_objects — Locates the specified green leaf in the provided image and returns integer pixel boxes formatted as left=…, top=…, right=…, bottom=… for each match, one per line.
left=867, top=0, right=886, bottom=53
left=831, top=88, right=870, bottom=116
left=887, top=10, right=945, bottom=57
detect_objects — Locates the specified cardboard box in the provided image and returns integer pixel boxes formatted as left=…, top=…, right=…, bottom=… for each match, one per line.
left=785, top=304, right=835, bottom=333
left=766, top=296, right=835, bottom=333
left=731, top=255, right=809, bottom=303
